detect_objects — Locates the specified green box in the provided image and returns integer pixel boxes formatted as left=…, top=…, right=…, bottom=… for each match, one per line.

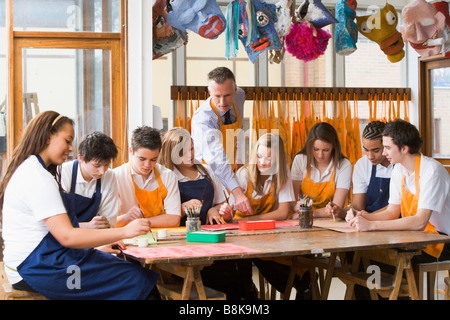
left=186, top=231, right=226, bottom=243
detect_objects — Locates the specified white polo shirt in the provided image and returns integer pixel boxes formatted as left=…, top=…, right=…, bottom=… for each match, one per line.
left=388, top=154, right=450, bottom=235
left=230, top=166, right=295, bottom=204
left=173, top=164, right=226, bottom=206
left=60, top=160, right=120, bottom=227
left=113, top=162, right=181, bottom=216
left=2, top=156, right=67, bottom=284
left=291, top=153, right=352, bottom=190
left=352, top=155, right=394, bottom=194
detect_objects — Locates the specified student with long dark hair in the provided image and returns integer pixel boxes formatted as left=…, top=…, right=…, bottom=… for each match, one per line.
left=1, top=111, right=159, bottom=299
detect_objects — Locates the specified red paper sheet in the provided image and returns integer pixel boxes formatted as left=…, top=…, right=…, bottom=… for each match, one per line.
left=123, top=243, right=260, bottom=260
left=201, top=220, right=298, bottom=231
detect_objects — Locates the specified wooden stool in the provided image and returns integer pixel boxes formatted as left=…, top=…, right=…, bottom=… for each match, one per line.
left=445, top=277, right=450, bottom=300
left=0, top=262, right=47, bottom=300
left=415, top=260, right=450, bottom=300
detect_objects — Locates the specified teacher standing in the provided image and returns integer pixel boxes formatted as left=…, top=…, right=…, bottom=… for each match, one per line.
left=191, top=67, right=252, bottom=214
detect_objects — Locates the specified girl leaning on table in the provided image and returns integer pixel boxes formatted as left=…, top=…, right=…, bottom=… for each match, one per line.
left=0, top=111, right=159, bottom=300
left=291, top=122, right=352, bottom=220
left=158, top=127, right=232, bottom=225
left=219, top=133, right=312, bottom=299
left=219, top=133, right=295, bottom=221
left=158, top=127, right=257, bottom=300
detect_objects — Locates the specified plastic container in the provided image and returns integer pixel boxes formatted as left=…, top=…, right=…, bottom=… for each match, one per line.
left=186, top=231, right=226, bottom=243
left=238, top=220, right=276, bottom=231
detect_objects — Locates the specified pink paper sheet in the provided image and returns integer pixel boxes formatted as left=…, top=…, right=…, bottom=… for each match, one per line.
left=123, top=243, right=260, bottom=260
left=201, top=220, right=298, bottom=231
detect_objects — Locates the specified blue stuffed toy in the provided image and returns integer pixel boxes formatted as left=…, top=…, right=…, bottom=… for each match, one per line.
left=334, top=0, right=358, bottom=55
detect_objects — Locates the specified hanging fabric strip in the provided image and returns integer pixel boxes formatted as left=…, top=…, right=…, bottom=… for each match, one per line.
left=404, top=93, right=410, bottom=122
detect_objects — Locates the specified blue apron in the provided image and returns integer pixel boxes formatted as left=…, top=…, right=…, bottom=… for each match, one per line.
left=17, top=155, right=158, bottom=300
left=178, top=176, right=215, bottom=225
left=67, top=159, right=102, bottom=223
left=365, top=164, right=391, bottom=213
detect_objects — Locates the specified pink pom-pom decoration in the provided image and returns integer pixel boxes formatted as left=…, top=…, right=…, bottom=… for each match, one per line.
left=285, top=23, right=332, bottom=62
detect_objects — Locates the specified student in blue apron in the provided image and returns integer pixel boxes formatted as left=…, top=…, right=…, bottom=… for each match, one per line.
left=0, top=111, right=159, bottom=299
left=60, top=132, right=120, bottom=233
left=351, top=121, right=394, bottom=213
left=343, top=121, right=395, bottom=299
left=159, top=127, right=257, bottom=300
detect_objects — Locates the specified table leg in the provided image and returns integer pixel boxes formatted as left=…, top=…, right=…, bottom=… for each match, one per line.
left=180, top=266, right=207, bottom=300
left=320, top=252, right=337, bottom=300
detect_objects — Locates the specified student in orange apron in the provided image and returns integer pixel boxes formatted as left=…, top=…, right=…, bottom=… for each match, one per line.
left=190, top=67, right=252, bottom=215
left=1, top=111, right=159, bottom=299
left=347, top=119, right=450, bottom=263
left=219, top=134, right=311, bottom=299
left=291, top=122, right=352, bottom=219
left=219, top=133, right=295, bottom=221
left=159, top=127, right=257, bottom=300
left=114, top=126, right=181, bottom=228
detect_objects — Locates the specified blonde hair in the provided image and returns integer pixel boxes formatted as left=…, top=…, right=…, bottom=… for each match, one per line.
left=246, top=133, right=289, bottom=198
left=159, top=127, right=211, bottom=181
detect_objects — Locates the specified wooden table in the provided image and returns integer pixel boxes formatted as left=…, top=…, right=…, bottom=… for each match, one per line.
left=122, top=226, right=450, bottom=300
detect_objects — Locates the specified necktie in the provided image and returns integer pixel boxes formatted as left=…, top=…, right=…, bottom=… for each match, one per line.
left=224, top=110, right=232, bottom=125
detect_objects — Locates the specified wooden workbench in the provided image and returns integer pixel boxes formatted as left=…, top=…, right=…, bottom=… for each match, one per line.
left=121, top=224, right=450, bottom=300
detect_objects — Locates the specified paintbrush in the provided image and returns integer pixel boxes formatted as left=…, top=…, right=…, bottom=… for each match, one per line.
left=138, top=204, right=156, bottom=241
left=329, top=200, right=336, bottom=221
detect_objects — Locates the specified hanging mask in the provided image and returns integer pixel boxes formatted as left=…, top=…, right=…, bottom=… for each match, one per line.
left=238, top=0, right=282, bottom=63
left=153, top=0, right=188, bottom=59
left=334, top=0, right=358, bottom=56
left=400, top=0, right=446, bottom=57
left=432, top=1, right=450, bottom=58
left=166, top=0, right=226, bottom=39
left=296, top=0, right=338, bottom=29
left=268, top=0, right=292, bottom=64
left=356, top=3, right=405, bottom=63
left=275, top=0, right=293, bottom=37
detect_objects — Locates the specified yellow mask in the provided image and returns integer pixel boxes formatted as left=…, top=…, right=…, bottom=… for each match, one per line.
left=356, top=3, right=405, bottom=63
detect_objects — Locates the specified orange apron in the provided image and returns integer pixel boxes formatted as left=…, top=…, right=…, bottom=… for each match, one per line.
left=301, top=166, right=336, bottom=210
left=401, top=154, right=444, bottom=258
left=234, top=180, right=276, bottom=220
left=210, top=100, right=242, bottom=171
left=129, top=164, right=167, bottom=218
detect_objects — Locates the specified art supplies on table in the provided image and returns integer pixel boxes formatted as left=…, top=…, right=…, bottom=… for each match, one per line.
left=238, top=220, right=276, bottom=231
left=186, top=231, right=226, bottom=243
left=123, top=231, right=158, bottom=246
left=184, top=204, right=202, bottom=232
left=297, top=195, right=313, bottom=228
left=123, top=243, right=260, bottom=260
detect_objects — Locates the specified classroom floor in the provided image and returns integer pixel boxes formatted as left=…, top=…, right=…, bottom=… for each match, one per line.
left=252, top=266, right=449, bottom=300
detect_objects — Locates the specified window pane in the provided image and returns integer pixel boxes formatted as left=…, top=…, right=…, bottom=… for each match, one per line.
left=152, top=56, right=169, bottom=128
left=12, top=0, right=120, bottom=32
left=185, top=31, right=254, bottom=124
left=431, top=68, right=450, bottom=158
left=268, top=25, right=334, bottom=87
left=0, top=0, right=6, bottom=178
left=22, top=48, right=111, bottom=157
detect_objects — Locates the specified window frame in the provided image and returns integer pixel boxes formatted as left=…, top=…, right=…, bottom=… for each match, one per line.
left=5, top=0, right=127, bottom=167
